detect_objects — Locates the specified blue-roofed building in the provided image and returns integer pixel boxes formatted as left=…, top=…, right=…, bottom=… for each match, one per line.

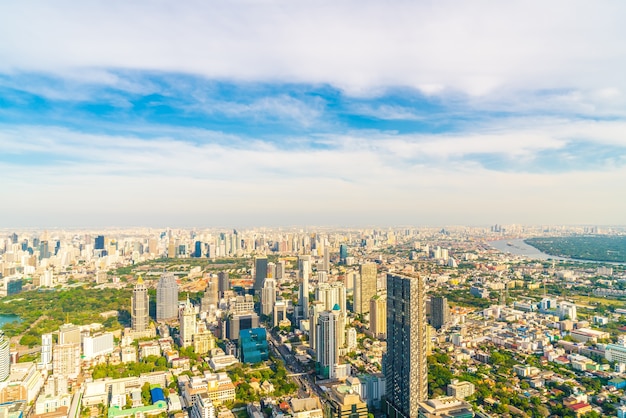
left=239, top=328, right=269, bottom=364
left=150, top=386, right=165, bottom=404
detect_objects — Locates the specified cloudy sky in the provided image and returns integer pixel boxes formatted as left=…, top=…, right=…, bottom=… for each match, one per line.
left=1, top=1, right=625, bottom=228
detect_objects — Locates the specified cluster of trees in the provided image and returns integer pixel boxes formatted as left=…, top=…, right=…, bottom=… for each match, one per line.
left=226, top=359, right=298, bottom=403
left=0, top=287, right=130, bottom=339
left=525, top=236, right=626, bottom=263
left=92, top=355, right=168, bottom=379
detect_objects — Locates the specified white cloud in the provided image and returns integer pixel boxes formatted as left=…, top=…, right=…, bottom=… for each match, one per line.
left=1, top=0, right=625, bottom=104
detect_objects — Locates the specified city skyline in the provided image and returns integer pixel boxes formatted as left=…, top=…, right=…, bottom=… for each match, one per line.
left=1, top=1, right=626, bottom=227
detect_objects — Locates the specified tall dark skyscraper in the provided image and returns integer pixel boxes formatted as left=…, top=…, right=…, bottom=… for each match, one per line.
left=194, top=241, right=203, bottom=258
left=339, top=244, right=348, bottom=263
left=254, top=256, right=268, bottom=295
left=385, top=273, right=428, bottom=418
left=431, top=296, right=450, bottom=330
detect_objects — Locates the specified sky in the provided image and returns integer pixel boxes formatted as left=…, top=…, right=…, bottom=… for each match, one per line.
left=1, top=1, right=626, bottom=228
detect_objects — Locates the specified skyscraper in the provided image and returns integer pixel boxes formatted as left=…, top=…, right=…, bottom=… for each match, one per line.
left=41, top=333, right=53, bottom=366
left=355, top=263, right=377, bottom=315
left=201, top=278, right=218, bottom=313
left=0, top=330, right=9, bottom=382
left=132, top=277, right=149, bottom=332
left=254, top=256, right=268, bottom=295
left=316, top=306, right=341, bottom=379
left=431, top=296, right=450, bottom=330
left=156, top=273, right=179, bottom=321
left=385, top=273, right=428, bottom=418
left=339, top=244, right=348, bottom=264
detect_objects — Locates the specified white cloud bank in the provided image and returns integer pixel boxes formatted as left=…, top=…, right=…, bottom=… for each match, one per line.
left=1, top=0, right=625, bottom=100
left=1, top=120, right=625, bottom=227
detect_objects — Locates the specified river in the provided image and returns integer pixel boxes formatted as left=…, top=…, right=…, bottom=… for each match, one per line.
left=489, top=239, right=626, bottom=265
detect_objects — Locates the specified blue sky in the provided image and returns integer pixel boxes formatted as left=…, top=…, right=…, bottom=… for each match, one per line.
left=1, top=1, right=625, bottom=227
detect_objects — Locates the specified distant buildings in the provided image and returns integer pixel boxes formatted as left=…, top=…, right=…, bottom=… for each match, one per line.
left=385, top=273, right=427, bottom=418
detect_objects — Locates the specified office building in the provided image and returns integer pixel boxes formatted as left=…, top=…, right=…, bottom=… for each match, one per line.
left=156, top=273, right=179, bottom=321
left=431, top=296, right=450, bottom=330
left=94, top=235, right=105, bottom=250
left=254, top=256, right=268, bottom=295
left=0, top=330, right=9, bottom=382
left=132, top=277, right=150, bottom=332
left=273, top=300, right=288, bottom=327
left=385, top=273, right=428, bottom=418
left=239, top=328, right=269, bottom=364
left=355, top=263, right=377, bottom=315
left=339, top=244, right=348, bottom=264
left=227, top=313, right=260, bottom=341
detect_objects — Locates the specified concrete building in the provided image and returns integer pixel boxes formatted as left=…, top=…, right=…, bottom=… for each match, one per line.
left=179, top=297, right=196, bottom=348
left=385, top=273, right=427, bottom=418
left=0, top=331, right=9, bottom=382
left=316, top=305, right=341, bottom=379
left=446, top=379, right=475, bottom=399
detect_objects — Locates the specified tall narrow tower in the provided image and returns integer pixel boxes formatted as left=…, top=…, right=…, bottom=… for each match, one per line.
left=298, top=255, right=311, bottom=320
left=385, top=273, right=427, bottom=418
left=132, top=277, right=149, bottom=332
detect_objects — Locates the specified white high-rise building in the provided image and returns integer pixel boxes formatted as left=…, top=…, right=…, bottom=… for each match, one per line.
left=41, top=333, right=53, bottom=366
left=83, top=333, right=115, bottom=359
left=179, top=297, right=196, bottom=348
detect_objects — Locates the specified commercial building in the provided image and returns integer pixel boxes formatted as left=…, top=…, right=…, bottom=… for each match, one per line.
left=239, top=328, right=269, bottom=364
left=254, top=256, right=268, bottom=295
left=431, top=296, right=450, bottom=330
left=316, top=306, right=341, bottom=379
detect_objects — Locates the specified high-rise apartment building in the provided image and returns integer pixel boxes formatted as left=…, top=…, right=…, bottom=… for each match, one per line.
left=132, top=277, right=149, bottom=332
left=254, top=257, right=268, bottom=295
left=355, top=263, right=377, bottom=315
left=431, top=296, right=450, bottom=330
left=156, top=273, right=179, bottom=321
left=385, top=273, right=428, bottom=418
